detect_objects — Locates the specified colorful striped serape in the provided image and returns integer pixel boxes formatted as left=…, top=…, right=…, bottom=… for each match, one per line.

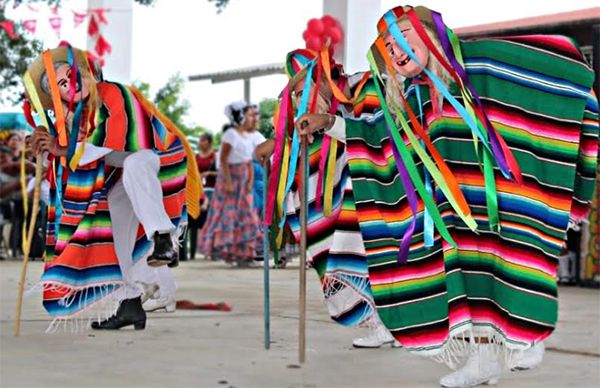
left=42, top=82, right=190, bottom=320
left=283, top=73, right=382, bottom=327
left=345, top=36, right=598, bottom=357
left=286, top=134, right=374, bottom=326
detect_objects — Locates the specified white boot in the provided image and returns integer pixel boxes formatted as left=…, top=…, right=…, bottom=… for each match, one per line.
left=439, top=344, right=502, bottom=387
left=143, top=295, right=176, bottom=312
left=352, top=322, right=395, bottom=348
left=511, top=342, right=545, bottom=371
left=138, top=282, right=160, bottom=304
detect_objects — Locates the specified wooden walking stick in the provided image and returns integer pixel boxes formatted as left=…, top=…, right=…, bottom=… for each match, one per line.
left=262, top=162, right=271, bottom=350
left=14, top=154, right=44, bottom=336
left=15, top=71, right=51, bottom=336
left=298, top=125, right=309, bottom=363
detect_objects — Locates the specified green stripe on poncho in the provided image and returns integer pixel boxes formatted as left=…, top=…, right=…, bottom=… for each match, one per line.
left=344, top=35, right=598, bottom=356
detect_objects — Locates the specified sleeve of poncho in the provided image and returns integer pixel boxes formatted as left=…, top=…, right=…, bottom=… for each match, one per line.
left=325, top=116, right=347, bottom=143
left=570, top=88, right=600, bottom=224
left=75, top=142, right=113, bottom=166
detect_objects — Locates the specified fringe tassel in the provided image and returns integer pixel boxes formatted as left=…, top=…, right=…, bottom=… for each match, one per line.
left=34, top=283, right=122, bottom=334
left=322, top=273, right=375, bottom=327
left=427, top=326, right=529, bottom=371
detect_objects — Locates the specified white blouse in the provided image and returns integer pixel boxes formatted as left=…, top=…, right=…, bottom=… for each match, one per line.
left=221, top=128, right=254, bottom=164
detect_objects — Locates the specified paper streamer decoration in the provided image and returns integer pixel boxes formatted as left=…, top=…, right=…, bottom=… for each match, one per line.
left=87, top=15, right=99, bottom=36
left=73, top=11, right=87, bottom=28
left=23, top=19, right=37, bottom=34
left=48, top=16, right=61, bottom=38
left=0, top=20, right=18, bottom=39
left=90, top=8, right=109, bottom=24
left=94, top=34, right=112, bottom=57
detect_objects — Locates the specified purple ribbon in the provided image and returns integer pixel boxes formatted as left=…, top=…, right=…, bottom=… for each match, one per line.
left=431, top=11, right=512, bottom=179
left=384, top=124, right=417, bottom=264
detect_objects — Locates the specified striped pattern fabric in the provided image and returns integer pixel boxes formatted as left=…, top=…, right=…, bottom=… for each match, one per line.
left=283, top=72, right=385, bottom=327
left=349, top=72, right=381, bottom=119
left=42, top=81, right=188, bottom=319
left=286, top=134, right=375, bottom=327
left=90, top=82, right=181, bottom=153
left=344, top=36, right=598, bottom=355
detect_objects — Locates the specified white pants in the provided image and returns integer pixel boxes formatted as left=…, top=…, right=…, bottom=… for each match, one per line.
left=133, top=264, right=177, bottom=299
left=107, top=150, right=177, bottom=299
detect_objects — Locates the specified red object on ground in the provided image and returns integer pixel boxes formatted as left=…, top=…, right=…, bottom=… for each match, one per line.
left=175, top=300, right=232, bottom=312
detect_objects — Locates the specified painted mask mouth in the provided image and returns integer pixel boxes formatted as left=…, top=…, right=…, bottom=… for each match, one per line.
left=397, top=55, right=411, bottom=67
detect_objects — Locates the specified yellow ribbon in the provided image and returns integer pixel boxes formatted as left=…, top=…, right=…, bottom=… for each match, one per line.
left=19, top=142, right=29, bottom=254
left=323, top=139, right=337, bottom=216
left=23, top=72, right=49, bottom=128
left=275, top=138, right=291, bottom=247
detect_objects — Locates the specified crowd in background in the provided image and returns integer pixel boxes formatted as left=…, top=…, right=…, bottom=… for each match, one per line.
left=187, top=100, right=285, bottom=268
left=0, top=130, right=46, bottom=260
left=0, top=100, right=286, bottom=268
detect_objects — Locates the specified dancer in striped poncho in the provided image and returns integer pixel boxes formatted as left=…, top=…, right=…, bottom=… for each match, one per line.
left=25, top=45, right=201, bottom=330
left=297, top=5, right=598, bottom=387
left=261, top=49, right=399, bottom=347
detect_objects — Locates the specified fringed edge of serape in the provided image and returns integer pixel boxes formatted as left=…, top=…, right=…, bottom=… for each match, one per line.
left=28, top=221, right=188, bottom=334
left=322, top=272, right=376, bottom=327
left=402, top=323, right=551, bottom=372
left=24, top=281, right=123, bottom=333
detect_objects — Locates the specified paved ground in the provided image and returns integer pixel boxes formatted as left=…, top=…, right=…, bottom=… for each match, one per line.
left=1, top=259, right=599, bottom=388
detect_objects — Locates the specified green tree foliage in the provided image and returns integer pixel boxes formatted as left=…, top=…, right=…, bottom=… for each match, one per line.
left=12, top=0, right=228, bottom=8
left=154, top=74, right=190, bottom=131
left=0, top=0, right=230, bottom=105
left=133, top=74, right=210, bottom=139
left=258, top=98, right=277, bottom=139
left=0, top=7, right=43, bottom=104
left=133, top=80, right=152, bottom=99
left=212, top=132, right=222, bottom=150
left=11, top=0, right=156, bottom=6
left=207, top=0, right=230, bottom=13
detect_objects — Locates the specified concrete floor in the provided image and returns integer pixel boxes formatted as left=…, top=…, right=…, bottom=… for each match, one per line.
left=1, top=259, right=599, bottom=388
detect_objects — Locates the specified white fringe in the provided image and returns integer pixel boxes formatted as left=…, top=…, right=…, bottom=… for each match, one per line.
left=39, top=283, right=122, bottom=334
left=322, top=273, right=375, bottom=327
left=426, top=325, right=529, bottom=371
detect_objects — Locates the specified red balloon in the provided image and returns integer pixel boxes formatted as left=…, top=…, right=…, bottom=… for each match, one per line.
left=302, top=29, right=312, bottom=42
left=306, top=35, right=324, bottom=51
left=307, top=18, right=325, bottom=35
left=330, top=26, right=343, bottom=44
left=321, top=15, right=338, bottom=28
left=328, top=45, right=335, bottom=58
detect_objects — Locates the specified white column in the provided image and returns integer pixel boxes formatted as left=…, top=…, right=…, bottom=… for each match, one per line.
left=323, top=0, right=381, bottom=74
left=87, top=0, right=133, bottom=84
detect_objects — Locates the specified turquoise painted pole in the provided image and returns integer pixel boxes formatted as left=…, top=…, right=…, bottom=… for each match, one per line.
left=262, top=163, right=271, bottom=349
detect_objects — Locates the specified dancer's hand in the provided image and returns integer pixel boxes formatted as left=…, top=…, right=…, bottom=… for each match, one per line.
left=255, top=139, right=274, bottom=166
left=31, top=126, right=66, bottom=157
left=201, top=199, right=209, bottom=211
left=31, top=126, right=48, bottom=154
left=224, top=180, right=234, bottom=194
left=295, top=113, right=335, bottom=144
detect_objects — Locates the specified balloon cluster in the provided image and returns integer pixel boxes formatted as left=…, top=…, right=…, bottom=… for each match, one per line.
left=302, top=15, right=343, bottom=52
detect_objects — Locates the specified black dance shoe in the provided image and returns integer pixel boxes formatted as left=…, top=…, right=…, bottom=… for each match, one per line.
left=147, top=232, right=178, bottom=267
left=91, top=296, right=146, bottom=330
